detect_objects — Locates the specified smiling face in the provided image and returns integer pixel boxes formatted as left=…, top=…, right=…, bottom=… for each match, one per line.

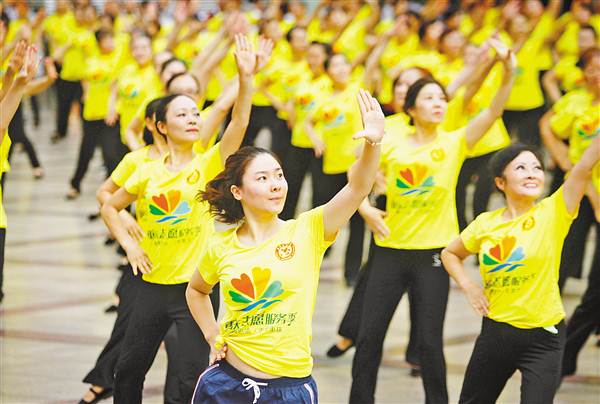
left=495, top=151, right=545, bottom=201
left=409, top=83, right=448, bottom=125
left=131, top=35, right=153, bottom=66
left=393, top=68, right=429, bottom=110
left=327, top=54, right=351, bottom=86
left=157, top=95, right=203, bottom=145
left=231, top=153, right=288, bottom=217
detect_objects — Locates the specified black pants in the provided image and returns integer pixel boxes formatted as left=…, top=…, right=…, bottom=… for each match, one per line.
left=8, top=105, right=41, bottom=168
left=350, top=246, right=449, bottom=404
left=114, top=281, right=219, bottom=404
left=562, top=223, right=600, bottom=376
left=460, top=318, right=565, bottom=404
left=70, top=119, right=123, bottom=191
left=242, top=105, right=291, bottom=161
left=320, top=172, right=365, bottom=284
left=558, top=197, right=596, bottom=289
left=280, top=145, right=323, bottom=220
left=0, top=228, right=5, bottom=302
left=455, top=153, right=495, bottom=231
left=502, top=107, right=545, bottom=147
left=55, top=78, right=83, bottom=138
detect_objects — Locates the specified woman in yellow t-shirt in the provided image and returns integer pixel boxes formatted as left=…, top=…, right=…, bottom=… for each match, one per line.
left=540, top=47, right=600, bottom=290
left=78, top=97, right=172, bottom=404
left=501, top=11, right=553, bottom=146
left=66, top=29, right=123, bottom=199
left=186, top=90, right=385, bottom=404
left=327, top=67, right=433, bottom=374
left=100, top=36, right=263, bottom=403
left=279, top=40, right=332, bottom=220
left=350, top=40, right=516, bottom=404
left=0, top=42, right=39, bottom=303
left=441, top=139, right=599, bottom=403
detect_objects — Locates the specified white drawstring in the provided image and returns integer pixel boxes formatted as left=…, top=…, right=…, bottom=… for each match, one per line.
left=242, top=378, right=268, bottom=404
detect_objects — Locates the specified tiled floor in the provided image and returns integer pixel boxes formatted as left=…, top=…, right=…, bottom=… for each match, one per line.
left=1, top=98, right=599, bottom=403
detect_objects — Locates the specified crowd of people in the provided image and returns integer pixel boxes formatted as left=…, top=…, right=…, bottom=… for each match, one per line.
left=0, top=0, right=599, bottom=403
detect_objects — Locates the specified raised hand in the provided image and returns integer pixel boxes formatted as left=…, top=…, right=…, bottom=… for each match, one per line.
left=489, top=37, right=516, bottom=74
left=8, top=40, right=27, bottom=74
left=255, top=36, right=274, bottom=73
left=233, top=34, right=256, bottom=77
left=353, top=89, right=385, bottom=145
left=16, top=45, right=40, bottom=85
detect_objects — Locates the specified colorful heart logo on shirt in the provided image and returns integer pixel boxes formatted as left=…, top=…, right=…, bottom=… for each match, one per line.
left=576, top=118, right=599, bottom=140
left=482, top=236, right=525, bottom=273
left=395, top=164, right=435, bottom=196
left=228, top=267, right=292, bottom=312
left=323, top=107, right=345, bottom=128
left=149, top=190, right=190, bottom=225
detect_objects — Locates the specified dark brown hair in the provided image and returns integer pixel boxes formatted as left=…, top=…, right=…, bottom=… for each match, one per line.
left=403, top=77, right=448, bottom=125
left=489, top=143, right=545, bottom=193
left=198, top=146, right=282, bottom=224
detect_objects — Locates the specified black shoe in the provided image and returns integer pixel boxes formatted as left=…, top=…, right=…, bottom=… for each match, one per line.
left=326, top=342, right=354, bottom=358
left=409, top=365, right=421, bottom=378
left=88, top=212, right=100, bottom=221
left=104, top=304, right=118, bottom=313
left=104, top=237, right=116, bottom=246
left=78, top=387, right=113, bottom=404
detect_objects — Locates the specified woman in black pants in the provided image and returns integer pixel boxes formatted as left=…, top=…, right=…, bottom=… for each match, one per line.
left=349, top=40, right=516, bottom=404
left=442, top=139, right=599, bottom=403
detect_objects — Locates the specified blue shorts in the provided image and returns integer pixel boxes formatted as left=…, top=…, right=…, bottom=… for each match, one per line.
left=192, top=360, right=318, bottom=404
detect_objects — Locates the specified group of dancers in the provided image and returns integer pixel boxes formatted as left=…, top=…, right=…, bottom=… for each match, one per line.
left=1, top=0, right=599, bottom=403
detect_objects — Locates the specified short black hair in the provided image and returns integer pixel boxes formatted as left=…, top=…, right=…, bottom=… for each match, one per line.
left=576, top=47, right=600, bottom=69
left=154, top=94, right=196, bottom=136
left=310, top=41, right=333, bottom=57
left=160, top=57, right=186, bottom=75
left=579, top=24, right=598, bottom=39
left=489, top=143, right=545, bottom=192
left=166, top=72, right=200, bottom=94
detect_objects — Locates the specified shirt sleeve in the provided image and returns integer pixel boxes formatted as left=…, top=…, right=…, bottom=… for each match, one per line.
left=545, top=185, right=579, bottom=227
left=111, top=152, right=137, bottom=187
left=460, top=214, right=484, bottom=254
left=301, top=206, right=337, bottom=254
left=198, top=143, right=224, bottom=183
left=123, top=163, right=147, bottom=197
left=197, top=238, right=220, bottom=286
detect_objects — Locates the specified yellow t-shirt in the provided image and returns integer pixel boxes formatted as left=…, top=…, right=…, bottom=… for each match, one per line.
left=0, top=134, right=11, bottom=229
left=307, top=20, right=336, bottom=44
left=436, top=57, right=464, bottom=88
left=116, top=63, right=162, bottom=142
left=384, top=112, right=412, bottom=144
left=536, top=13, right=556, bottom=71
left=124, top=145, right=223, bottom=284
left=550, top=89, right=600, bottom=190
left=43, top=11, right=76, bottom=55
left=506, top=23, right=550, bottom=110
left=111, top=146, right=152, bottom=187
left=290, top=73, right=332, bottom=148
left=461, top=187, right=576, bottom=328
left=376, top=128, right=468, bottom=249
left=443, top=74, right=510, bottom=157
left=553, top=56, right=584, bottom=93
left=83, top=50, right=123, bottom=121
left=312, top=82, right=363, bottom=174
left=60, top=23, right=97, bottom=81
left=199, top=207, right=334, bottom=378
left=252, top=54, right=293, bottom=107
left=556, top=20, right=581, bottom=58
left=334, top=5, right=371, bottom=61
left=378, top=34, right=420, bottom=105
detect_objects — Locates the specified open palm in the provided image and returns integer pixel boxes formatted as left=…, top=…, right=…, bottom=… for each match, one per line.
left=233, top=34, right=257, bottom=77
left=354, top=89, right=385, bottom=145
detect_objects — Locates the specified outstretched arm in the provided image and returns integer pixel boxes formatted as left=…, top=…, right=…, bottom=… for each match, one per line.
left=218, top=35, right=273, bottom=162
left=465, top=39, right=516, bottom=150
left=563, top=136, right=600, bottom=215
left=1, top=43, right=39, bottom=139
left=322, top=90, right=385, bottom=240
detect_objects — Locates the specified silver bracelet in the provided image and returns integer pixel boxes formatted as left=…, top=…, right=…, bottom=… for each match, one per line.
left=364, top=138, right=382, bottom=146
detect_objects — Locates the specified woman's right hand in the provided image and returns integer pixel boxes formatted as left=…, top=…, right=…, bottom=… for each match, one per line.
left=119, top=211, right=145, bottom=242
left=124, top=241, right=152, bottom=275
left=207, top=334, right=227, bottom=365
left=463, top=282, right=489, bottom=317
left=312, top=138, right=326, bottom=158
left=361, top=204, right=390, bottom=239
